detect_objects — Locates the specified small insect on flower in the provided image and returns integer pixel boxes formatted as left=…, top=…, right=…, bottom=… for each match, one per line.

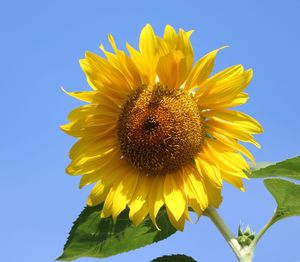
left=61, top=24, right=263, bottom=230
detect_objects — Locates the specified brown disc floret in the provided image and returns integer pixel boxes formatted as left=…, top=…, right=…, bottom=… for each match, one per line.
left=117, top=83, right=204, bottom=175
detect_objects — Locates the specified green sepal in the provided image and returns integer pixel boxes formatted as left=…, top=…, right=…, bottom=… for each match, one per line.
left=237, top=225, right=255, bottom=247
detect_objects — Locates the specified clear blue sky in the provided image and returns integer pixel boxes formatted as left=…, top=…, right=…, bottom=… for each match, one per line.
left=1, top=0, right=300, bottom=261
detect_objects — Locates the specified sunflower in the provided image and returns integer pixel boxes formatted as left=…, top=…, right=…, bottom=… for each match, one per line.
left=61, top=24, right=262, bottom=230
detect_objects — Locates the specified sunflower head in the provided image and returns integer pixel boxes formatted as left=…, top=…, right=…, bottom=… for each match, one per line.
left=118, top=83, right=204, bottom=175
left=61, top=24, right=263, bottom=230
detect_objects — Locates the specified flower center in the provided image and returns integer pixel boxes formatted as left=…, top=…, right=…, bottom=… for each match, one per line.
left=117, top=83, right=203, bottom=175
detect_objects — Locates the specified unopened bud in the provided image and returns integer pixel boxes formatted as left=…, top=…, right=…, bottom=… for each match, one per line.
left=237, top=225, right=256, bottom=247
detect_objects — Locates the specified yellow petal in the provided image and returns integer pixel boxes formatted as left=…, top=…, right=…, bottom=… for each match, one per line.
left=194, top=154, right=222, bottom=188
left=69, top=135, right=118, bottom=161
left=156, top=36, right=171, bottom=56
left=66, top=96, right=120, bottom=121
left=126, top=43, right=149, bottom=84
left=67, top=146, right=117, bottom=175
left=208, top=123, right=261, bottom=148
left=101, top=169, right=139, bottom=221
left=166, top=206, right=186, bottom=231
left=203, top=109, right=263, bottom=134
left=186, top=30, right=194, bottom=38
left=87, top=180, right=110, bottom=206
left=63, top=89, right=121, bottom=113
left=202, top=92, right=249, bottom=109
left=222, top=172, right=245, bottom=191
left=85, top=51, right=131, bottom=90
left=148, top=175, right=165, bottom=229
left=156, top=50, right=186, bottom=89
left=203, top=140, right=250, bottom=174
left=182, top=165, right=208, bottom=213
left=197, top=68, right=253, bottom=107
left=209, top=130, right=255, bottom=163
left=197, top=64, right=244, bottom=95
left=99, top=44, right=121, bottom=72
left=139, top=24, right=157, bottom=64
left=199, top=167, right=223, bottom=208
left=103, top=34, right=142, bottom=88
left=61, top=121, right=116, bottom=138
left=128, top=175, right=151, bottom=219
left=130, top=202, right=148, bottom=226
left=79, top=58, right=108, bottom=90
left=79, top=58, right=129, bottom=103
left=66, top=104, right=97, bottom=121
left=139, top=24, right=158, bottom=83
left=163, top=173, right=186, bottom=221
left=93, top=92, right=121, bottom=114
left=185, top=47, right=227, bottom=92
left=79, top=58, right=98, bottom=90
left=79, top=155, right=124, bottom=188
left=62, top=88, right=97, bottom=103
left=61, top=103, right=118, bottom=138
left=176, top=29, right=194, bottom=74
left=163, top=24, right=177, bottom=49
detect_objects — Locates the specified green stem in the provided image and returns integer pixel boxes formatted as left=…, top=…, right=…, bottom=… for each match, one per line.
left=204, top=206, right=245, bottom=261
left=249, top=214, right=276, bottom=249
left=204, top=206, right=279, bottom=261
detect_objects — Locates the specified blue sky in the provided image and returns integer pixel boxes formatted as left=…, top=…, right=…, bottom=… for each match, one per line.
left=1, top=0, right=300, bottom=261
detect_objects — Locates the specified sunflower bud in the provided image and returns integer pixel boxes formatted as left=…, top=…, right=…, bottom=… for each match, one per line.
left=237, top=225, right=256, bottom=247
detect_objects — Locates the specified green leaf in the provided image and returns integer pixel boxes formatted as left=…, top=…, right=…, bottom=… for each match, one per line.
left=57, top=204, right=177, bottom=261
left=250, top=162, right=273, bottom=171
left=151, top=254, right=197, bottom=262
left=252, top=156, right=300, bottom=180
left=249, top=178, right=300, bottom=247
left=264, top=179, right=300, bottom=223
left=249, top=157, right=300, bottom=246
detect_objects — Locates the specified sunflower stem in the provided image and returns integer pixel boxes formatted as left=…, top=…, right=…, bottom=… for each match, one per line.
left=204, top=206, right=253, bottom=262
left=249, top=214, right=275, bottom=250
